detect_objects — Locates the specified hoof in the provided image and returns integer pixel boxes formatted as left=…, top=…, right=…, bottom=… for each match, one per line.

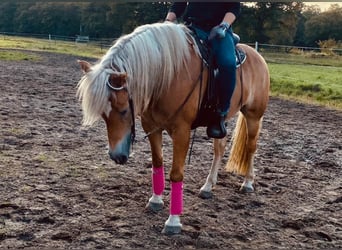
left=146, top=201, right=163, bottom=212
left=198, top=190, right=213, bottom=199
left=240, top=185, right=254, bottom=193
left=162, top=225, right=182, bottom=235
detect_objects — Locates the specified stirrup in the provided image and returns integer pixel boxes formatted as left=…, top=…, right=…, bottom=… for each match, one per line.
left=206, top=114, right=227, bottom=139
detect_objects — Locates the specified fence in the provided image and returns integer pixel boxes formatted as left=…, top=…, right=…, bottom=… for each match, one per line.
left=1, top=31, right=342, bottom=56
left=0, top=31, right=115, bottom=51
left=253, top=42, right=342, bottom=56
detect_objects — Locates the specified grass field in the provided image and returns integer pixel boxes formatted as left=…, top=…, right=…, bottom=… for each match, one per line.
left=0, top=35, right=106, bottom=58
left=0, top=35, right=341, bottom=109
left=0, top=50, right=41, bottom=61
left=262, top=51, right=342, bottom=109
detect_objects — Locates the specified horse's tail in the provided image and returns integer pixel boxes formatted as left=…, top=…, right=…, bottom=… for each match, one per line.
left=225, top=112, right=250, bottom=176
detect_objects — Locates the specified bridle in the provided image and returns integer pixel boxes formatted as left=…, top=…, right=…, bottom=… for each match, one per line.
left=105, top=65, right=203, bottom=145
left=103, top=50, right=205, bottom=149
left=106, top=79, right=136, bottom=146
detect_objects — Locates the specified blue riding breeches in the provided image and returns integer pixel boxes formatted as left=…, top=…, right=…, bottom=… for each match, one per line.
left=210, top=28, right=236, bottom=115
left=192, top=26, right=237, bottom=115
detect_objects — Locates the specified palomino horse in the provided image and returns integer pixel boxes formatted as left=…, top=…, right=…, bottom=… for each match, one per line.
left=77, top=22, right=270, bottom=234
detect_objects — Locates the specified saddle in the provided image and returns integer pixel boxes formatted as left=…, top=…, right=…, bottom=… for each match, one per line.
left=188, top=26, right=247, bottom=130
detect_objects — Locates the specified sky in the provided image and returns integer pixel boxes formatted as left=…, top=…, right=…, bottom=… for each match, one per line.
left=244, top=2, right=341, bottom=10
left=304, top=2, right=341, bottom=10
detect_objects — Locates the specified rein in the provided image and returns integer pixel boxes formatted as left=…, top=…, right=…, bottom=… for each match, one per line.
left=106, top=80, right=136, bottom=146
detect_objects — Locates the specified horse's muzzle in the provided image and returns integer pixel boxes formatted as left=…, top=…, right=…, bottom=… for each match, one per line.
left=109, top=151, right=128, bottom=164
left=107, top=133, right=131, bottom=165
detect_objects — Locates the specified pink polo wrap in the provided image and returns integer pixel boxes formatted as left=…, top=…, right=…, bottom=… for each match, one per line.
left=152, top=166, right=165, bottom=196
left=170, top=181, right=183, bottom=215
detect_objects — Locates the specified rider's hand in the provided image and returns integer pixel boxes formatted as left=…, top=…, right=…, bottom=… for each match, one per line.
left=208, top=22, right=230, bottom=40
left=165, top=12, right=177, bottom=23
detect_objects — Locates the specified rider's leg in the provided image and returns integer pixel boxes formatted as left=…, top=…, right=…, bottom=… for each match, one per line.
left=207, top=28, right=236, bottom=139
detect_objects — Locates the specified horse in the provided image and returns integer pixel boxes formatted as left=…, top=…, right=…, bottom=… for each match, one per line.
left=76, top=22, right=270, bottom=235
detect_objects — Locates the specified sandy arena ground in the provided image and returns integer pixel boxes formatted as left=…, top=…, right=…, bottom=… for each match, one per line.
left=0, top=50, right=341, bottom=249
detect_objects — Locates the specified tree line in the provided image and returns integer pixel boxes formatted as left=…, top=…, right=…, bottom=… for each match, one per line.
left=0, top=2, right=341, bottom=47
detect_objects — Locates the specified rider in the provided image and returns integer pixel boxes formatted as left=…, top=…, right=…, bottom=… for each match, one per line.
left=165, top=2, right=241, bottom=139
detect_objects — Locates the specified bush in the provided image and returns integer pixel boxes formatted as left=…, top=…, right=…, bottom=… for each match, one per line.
left=317, top=39, right=337, bottom=55
left=289, top=48, right=304, bottom=55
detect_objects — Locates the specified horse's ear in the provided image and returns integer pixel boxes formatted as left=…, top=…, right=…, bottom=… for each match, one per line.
left=78, top=60, right=92, bottom=74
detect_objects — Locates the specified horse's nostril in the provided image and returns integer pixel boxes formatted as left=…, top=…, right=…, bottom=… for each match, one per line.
left=109, top=152, right=128, bottom=165
left=116, top=155, right=128, bottom=164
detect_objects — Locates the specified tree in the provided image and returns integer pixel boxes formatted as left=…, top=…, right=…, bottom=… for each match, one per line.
left=110, top=2, right=170, bottom=36
left=305, top=5, right=342, bottom=46
left=0, top=2, right=17, bottom=32
left=233, top=4, right=257, bottom=43
left=81, top=3, right=111, bottom=38
left=251, top=2, right=304, bottom=44
left=1, top=1, right=340, bottom=47
left=13, top=3, right=38, bottom=34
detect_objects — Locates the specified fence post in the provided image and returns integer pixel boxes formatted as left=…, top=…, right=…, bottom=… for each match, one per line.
left=255, top=41, right=258, bottom=51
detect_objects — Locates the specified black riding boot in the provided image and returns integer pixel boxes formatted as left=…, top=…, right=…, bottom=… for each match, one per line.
left=206, top=110, right=227, bottom=139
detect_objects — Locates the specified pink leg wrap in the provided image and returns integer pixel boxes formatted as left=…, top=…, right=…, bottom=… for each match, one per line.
left=170, top=181, right=183, bottom=215
left=152, top=166, right=165, bottom=196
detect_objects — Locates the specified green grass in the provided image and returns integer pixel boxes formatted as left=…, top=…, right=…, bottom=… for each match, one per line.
left=0, top=35, right=106, bottom=58
left=262, top=51, right=342, bottom=67
left=0, top=50, right=41, bottom=61
left=262, top=52, right=342, bottom=109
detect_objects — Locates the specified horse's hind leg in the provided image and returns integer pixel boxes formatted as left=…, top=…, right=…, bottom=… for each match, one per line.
left=241, top=115, right=262, bottom=192
left=226, top=113, right=262, bottom=193
left=199, top=137, right=227, bottom=199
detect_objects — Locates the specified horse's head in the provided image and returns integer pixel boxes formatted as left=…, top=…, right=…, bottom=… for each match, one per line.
left=78, top=60, right=134, bottom=165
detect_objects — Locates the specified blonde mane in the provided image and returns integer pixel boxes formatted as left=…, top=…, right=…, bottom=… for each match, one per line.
left=77, top=22, right=195, bottom=126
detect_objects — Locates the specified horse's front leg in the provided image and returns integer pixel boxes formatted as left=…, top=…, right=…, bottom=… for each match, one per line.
left=163, top=126, right=191, bottom=235
left=144, top=128, right=165, bottom=212
left=199, top=137, right=227, bottom=199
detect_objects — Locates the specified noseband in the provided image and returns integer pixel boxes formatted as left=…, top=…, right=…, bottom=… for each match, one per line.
left=106, top=79, right=136, bottom=146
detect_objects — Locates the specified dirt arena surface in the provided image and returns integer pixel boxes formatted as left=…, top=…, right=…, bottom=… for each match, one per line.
left=0, top=50, right=341, bottom=249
